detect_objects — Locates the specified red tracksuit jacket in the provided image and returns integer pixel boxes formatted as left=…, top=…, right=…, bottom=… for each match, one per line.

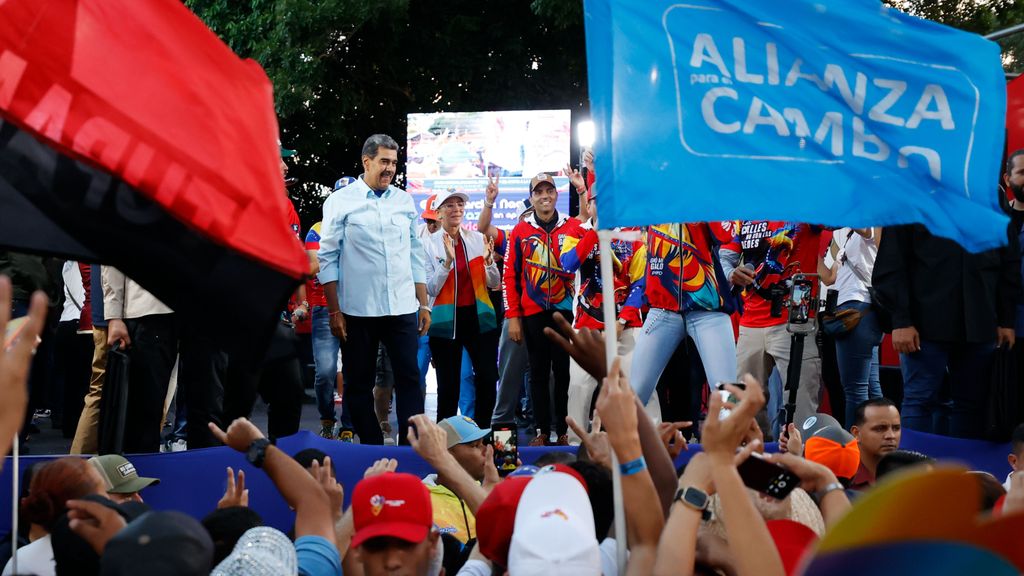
left=503, top=212, right=582, bottom=318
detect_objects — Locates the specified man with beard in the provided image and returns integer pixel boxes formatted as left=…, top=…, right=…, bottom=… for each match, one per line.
left=318, top=134, right=430, bottom=445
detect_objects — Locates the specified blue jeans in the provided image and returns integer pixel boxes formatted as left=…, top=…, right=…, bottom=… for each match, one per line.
left=900, top=340, right=993, bottom=438
left=312, top=307, right=340, bottom=423
left=834, top=302, right=883, bottom=427
left=630, top=308, right=737, bottom=404
left=417, top=335, right=431, bottom=395
left=458, top=349, right=476, bottom=419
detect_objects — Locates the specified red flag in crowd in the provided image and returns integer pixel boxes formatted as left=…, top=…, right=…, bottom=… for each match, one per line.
left=1007, top=75, right=1024, bottom=157
left=0, top=0, right=307, bottom=352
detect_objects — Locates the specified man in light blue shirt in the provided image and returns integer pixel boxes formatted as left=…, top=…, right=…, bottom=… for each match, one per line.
left=318, top=134, right=430, bottom=445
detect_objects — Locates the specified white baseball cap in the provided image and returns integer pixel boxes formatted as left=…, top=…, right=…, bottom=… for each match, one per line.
left=508, top=471, right=600, bottom=575
left=432, top=188, right=469, bottom=210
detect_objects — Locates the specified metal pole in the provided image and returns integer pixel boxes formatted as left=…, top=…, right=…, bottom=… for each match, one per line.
left=985, top=22, right=1024, bottom=41
left=598, top=229, right=627, bottom=576
left=11, top=435, right=18, bottom=576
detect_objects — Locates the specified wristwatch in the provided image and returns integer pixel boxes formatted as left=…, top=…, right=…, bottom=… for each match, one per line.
left=675, top=486, right=712, bottom=521
left=246, top=438, right=271, bottom=468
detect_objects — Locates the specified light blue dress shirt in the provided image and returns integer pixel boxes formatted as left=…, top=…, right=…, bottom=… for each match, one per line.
left=316, top=176, right=426, bottom=317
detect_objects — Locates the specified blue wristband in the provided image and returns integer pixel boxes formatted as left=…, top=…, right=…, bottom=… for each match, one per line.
left=619, top=457, right=647, bottom=476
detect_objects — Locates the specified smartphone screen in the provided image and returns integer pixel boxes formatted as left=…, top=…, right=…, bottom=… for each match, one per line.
left=789, top=279, right=813, bottom=324
left=737, top=453, right=800, bottom=500
left=492, top=424, right=518, bottom=477
left=715, top=382, right=745, bottom=420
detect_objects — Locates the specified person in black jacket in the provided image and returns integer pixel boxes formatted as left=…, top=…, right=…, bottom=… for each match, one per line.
left=872, top=214, right=1021, bottom=439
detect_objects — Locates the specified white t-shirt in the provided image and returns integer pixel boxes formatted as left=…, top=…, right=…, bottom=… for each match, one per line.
left=2, top=534, right=55, bottom=576
left=830, top=229, right=877, bottom=305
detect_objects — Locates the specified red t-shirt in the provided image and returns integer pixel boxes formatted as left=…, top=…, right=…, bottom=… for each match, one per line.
left=454, top=236, right=474, bottom=307
left=725, top=222, right=826, bottom=328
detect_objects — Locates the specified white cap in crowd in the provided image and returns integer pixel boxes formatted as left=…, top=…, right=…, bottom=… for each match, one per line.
left=508, top=471, right=600, bottom=575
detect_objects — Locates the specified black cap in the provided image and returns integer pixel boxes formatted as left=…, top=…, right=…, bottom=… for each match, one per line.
left=101, top=511, right=214, bottom=576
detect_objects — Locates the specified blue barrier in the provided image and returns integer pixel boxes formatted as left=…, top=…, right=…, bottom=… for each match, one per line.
left=0, top=429, right=1011, bottom=534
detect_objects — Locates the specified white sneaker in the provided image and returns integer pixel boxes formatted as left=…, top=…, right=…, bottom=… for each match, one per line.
left=169, top=439, right=187, bottom=452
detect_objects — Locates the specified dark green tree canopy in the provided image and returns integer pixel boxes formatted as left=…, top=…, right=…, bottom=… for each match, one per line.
left=185, top=0, right=1021, bottom=227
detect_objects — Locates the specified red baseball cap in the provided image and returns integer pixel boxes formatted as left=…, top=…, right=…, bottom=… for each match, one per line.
left=476, top=476, right=531, bottom=567
left=421, top=194, right=439, bottom=221
left=351, top=472, right=433, bottom=549
left=766, top=519, right=818, bottom=575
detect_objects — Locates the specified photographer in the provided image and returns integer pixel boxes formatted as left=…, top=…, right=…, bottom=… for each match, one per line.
left=721, top=221, right=828, bottom=438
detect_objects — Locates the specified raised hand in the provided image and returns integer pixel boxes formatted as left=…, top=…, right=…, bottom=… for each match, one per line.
left=483, top=235, right=495, bottom=266
left=364, top=458, right=399, bottom=479
left=442, top=233, right=457, bottom=268
left=659, top=421, right=692, bottom=460
left=485, top=173, right=500, bottom=204
left=543, top=313, right=607, bottom=380
left=208, top=418, right=265, bottom=453
left=702, top=375, right=766, bottom=460
left=565, top=163, right=586, bottom=194
left=582, top=149, right=595, bottom=173
left=217, top=467, right=249, bottom=509
left=407, top=414, right=451, bottom=467
left=567, top=413, right=612, bottom=470
left=311, top=457, right=344, bottom=521
left=594, top=357, right=640, bottom=458
left=0, top=277, right=47, bottom=465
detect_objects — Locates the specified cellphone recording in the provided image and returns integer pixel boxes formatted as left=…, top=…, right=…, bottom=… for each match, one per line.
left=737, top=452, right=801, bottom=500
left=788, top=277, right=814, bottom=325
left=715, top=382, right=745, bottom=420
left=491, top=423, right=518, bottom=476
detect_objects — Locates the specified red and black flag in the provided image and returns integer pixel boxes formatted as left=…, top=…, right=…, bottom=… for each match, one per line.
left=0, top=0, right=308, bottom=351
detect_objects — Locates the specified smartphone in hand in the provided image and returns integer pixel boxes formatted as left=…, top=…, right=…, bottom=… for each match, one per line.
left=491, top=423, right=518, bottom=477
left=737, top=452, right=800, bottom=500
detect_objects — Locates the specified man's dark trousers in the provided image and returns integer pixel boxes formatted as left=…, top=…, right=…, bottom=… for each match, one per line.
left=341, top=313, right=423, bottom=445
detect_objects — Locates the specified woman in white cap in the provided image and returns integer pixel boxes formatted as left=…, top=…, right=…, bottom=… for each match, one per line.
left=423, top=189, right=501, bottom=426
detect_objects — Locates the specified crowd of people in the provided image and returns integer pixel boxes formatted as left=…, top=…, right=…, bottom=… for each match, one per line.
left=5, top=136, right=1024, bottom=452
left=2, top=272, right=1024, bottom=575
left=1, top=134, right=1024, bottom=574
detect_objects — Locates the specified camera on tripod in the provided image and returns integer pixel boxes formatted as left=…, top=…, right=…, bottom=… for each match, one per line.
left=767, top=274, right=837, bottom=330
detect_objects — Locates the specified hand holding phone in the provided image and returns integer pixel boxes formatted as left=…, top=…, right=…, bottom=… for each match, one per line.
left=737, top=452, right=801, bottom=500
left=492, top=423, right=518, bottom=477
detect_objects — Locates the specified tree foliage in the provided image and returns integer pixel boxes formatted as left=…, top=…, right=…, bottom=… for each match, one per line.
left=884, top=0, right=1024, bottom=74
left=184, top=0, right=588, bottom=226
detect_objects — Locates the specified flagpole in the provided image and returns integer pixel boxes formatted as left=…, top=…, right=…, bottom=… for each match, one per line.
left=11, top=435, right=18, bottom=576
left=597, top=229, right=627, bottom=576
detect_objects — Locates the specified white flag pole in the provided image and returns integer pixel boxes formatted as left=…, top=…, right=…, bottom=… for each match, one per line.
left=597, top=228, right=627, bottom=576
left=11, top=435, right=18, bottom=576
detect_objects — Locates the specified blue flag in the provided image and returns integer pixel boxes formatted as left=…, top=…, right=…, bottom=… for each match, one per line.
left=584, top=0, right=1008, bottom=251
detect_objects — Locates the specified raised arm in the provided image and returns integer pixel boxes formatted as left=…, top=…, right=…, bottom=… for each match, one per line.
left=407, top=415, right=488, bottom=513
left=544, top=315, right=677, bottom=512
left=702, top=380, right=785, bottom=576
left=597, top=358, right=665, bottom=576
left=478, top=174, right=501, bottom=241
left=0, top=278, right=47, bottom=469
left=209, top=419, right=335, bottom=542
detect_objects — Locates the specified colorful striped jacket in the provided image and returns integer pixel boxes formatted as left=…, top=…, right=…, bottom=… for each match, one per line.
left=645, top=222, right=737, bottom=314
left=424, top=228, right=501, bottom=338
left=560, top=221, right=646, bottom=329
left=503, top=213, right=582, bottom=318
